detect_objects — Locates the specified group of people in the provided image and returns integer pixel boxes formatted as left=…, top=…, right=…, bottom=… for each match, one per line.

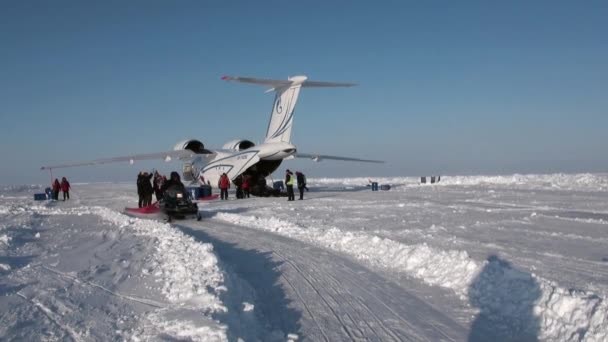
left=51, top=177, right=71, bottom=201
left=136, top=170, right=167, bottom=208
left=137, top=170, right=186, bottom=208
left=285, top=169, right=308, bottom=201
left=217, top=173, right=251, bottom=200
left=136, top=169, right=308, bottom=204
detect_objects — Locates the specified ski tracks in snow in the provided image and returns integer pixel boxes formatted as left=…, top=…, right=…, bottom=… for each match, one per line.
left=178, top=220, right=467, bottom=341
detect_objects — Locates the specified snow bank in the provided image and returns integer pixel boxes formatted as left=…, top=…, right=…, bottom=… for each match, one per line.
left=1, top=201, right=230, bottom=341
left=310, top=173, right=608, bottom=192
left=82, top=207, right=229, bottom=341
left=215, top=212, right=608, bottom=341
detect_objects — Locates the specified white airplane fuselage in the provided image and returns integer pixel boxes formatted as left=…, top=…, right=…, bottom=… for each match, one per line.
left=191, top=141, right=296, bottom=189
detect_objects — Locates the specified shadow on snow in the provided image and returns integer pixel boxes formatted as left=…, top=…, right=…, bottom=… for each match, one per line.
left=468, top=255, right=541, bottom=342
left=176, top=225, right=302, bottom=342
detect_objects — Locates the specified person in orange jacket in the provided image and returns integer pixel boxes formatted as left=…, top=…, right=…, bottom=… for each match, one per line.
left=60, top=177, right=71, bottom=201
left=52, top=179, right=61, bottom=200
left=218, top=173, right=230, bottom=200
left=242, top=175, right=250, bottom=198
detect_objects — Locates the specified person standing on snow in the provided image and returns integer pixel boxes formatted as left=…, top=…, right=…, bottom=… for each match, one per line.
left=242, top=175, right=250, bottom=198
left=141, top=172, right=154, bottom=207
left=296, top=171, right=307, bottom=200
left=52, top=178, right=61, bottom=200
left=137, top=172, right=145, bottom=208
left=60, top=177, right=71, bottom=201
left=218, top=173, right=230, bottom=200
left=285, top=169, right=295, bottom=201
left=153, top=171, right=164, bottom=201
left=235, top=174, right=244, bottom=199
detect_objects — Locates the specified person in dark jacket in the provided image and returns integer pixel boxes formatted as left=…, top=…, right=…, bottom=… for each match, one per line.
left=153, top=171, right=164, bottom=201
left=285, top=169, right=295, bottom=201
left=140, top=172, right=154, bottom=207
left=60, top=177, right=71, bottom=201
left=52, top=178, right=61, bottom=201
left=296, top=171, right=307, bottom=200
left=218, top=173, right=230, bottom=200
left=160, top=171, right=185, bottom=194
left=137, top=172, right=145, bottom=208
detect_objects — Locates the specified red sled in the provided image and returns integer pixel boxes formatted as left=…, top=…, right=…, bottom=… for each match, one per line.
left=125, top=202, right=161, bottom=214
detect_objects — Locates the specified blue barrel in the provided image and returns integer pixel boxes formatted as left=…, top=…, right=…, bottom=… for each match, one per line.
left=380, top=184, right=391, bottom=191
left=34, top=193, right=47, bottom=201
left=273, top=181, right=284, bottom=191
left=201, top=185, right=212, bottom=197
left=371, top=182, right=379, bottom=191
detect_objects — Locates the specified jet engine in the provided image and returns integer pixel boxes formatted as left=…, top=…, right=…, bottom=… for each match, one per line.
left=173, top=139, right=207, bottom=154
left=222, top=139, right=255, bottom=151
left=173, top=139, right=207, bottom=182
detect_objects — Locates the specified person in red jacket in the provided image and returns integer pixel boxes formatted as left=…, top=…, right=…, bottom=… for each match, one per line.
left=218, top=173, right=230, bottom=200
left=60, top=177, right=71, bottom=201
left=52, top=179, right=61, bottom=200
left=242, top=175, right=250, bottom=198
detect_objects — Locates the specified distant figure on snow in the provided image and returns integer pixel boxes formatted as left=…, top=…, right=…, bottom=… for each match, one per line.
left=235, top=174, right=244, bottom=199
left=285, top=169, right=295, bottom=201
left=141, top=172, right=154, bottom=207
left=296, top=171, right=307, bottom=200
left=137, top=171, right=153, bottom=207
left=60, top=177, right=71, bottom=201
left=218, top=173, right=230, bottom=200
left=153, top=171, right=165, bottom=201
left=242, top=175, right=250, bottom=198
left=52, top=178, right=61, bottom=200
left=137, top=172, right=145, bottom=208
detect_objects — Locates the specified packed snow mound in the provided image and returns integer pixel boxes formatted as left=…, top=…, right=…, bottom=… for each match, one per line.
left=0, top=200, right=230, bottom=341
left=214, top=212, right=608, bottom=341
left=310, top=173, right=608, bottom=191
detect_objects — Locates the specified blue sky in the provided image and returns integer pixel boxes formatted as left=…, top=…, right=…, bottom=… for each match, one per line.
left=1, top=1, right=607, bottom=184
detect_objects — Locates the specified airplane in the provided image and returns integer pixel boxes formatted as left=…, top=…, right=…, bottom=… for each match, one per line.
left=41, top=75, right=383, bottom=196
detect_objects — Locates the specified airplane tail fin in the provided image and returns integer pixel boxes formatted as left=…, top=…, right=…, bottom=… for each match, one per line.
left=221, top=75, right=356, bottom=143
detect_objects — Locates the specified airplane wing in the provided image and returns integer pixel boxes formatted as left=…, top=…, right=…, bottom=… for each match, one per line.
left=295, top=153, right=384, bottom=164
left=40, top=149, right=212, bottom=170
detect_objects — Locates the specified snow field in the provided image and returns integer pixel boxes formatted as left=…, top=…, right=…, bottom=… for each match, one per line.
left=3, top=173, right=608, bottom=341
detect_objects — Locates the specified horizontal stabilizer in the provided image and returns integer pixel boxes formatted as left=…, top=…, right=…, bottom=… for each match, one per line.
left=40, top=149, right=209, bottom=170
left=295, top=153, right=384, bottom=164
left=221, top=75, right=356, bottom=89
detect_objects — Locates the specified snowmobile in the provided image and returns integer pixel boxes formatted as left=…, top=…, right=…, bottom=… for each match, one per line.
left=160, top=185, right=202, bottom=222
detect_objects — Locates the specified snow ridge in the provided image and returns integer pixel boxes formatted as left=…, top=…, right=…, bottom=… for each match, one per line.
left=215, top=212, right=608, bottom=341
left=310, top=173, right=608, bottom=191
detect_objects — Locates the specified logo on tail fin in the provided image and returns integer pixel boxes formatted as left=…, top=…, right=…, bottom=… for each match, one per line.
left=275, top=97, right=283, bottom=114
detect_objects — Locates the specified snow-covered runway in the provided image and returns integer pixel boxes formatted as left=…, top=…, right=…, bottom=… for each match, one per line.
left=1, top=173, right=608, bottom=341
